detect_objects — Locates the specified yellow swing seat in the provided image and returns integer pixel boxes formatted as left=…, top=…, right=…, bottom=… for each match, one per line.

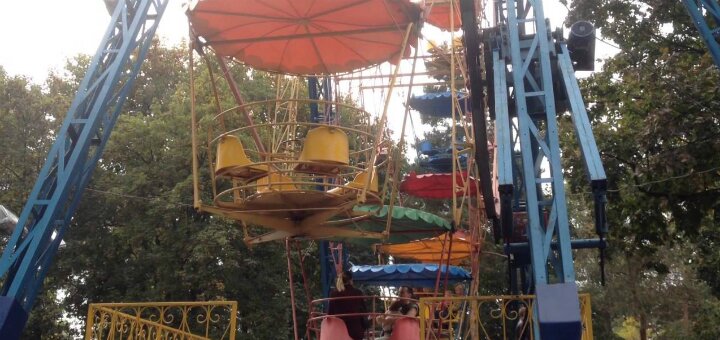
left=295, top=126, right=350, bottom=175
left=328, top=168, right=380, bottom=203
left=215, top=135, right=268, bottom=181
left=256, top=172, right=297, bottom=193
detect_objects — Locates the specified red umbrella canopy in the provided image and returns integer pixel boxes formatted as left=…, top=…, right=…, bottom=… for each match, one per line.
left=423, top=1, right=462, bottom=31
left=188, top=0, right=422, bottom=75
left=399, top=171, right=479, bottom=199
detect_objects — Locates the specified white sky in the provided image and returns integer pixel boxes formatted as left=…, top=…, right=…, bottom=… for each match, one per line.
left=0, top=1, right=617, bottom=150
left=0, top=0, right=190, bottom=82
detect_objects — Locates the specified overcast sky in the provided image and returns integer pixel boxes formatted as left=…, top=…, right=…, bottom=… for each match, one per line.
left=0, top=1, right=615, bottom=151
left=0, top=0, right=189, bottom=82
left=0, top=1, right=613, bottom=80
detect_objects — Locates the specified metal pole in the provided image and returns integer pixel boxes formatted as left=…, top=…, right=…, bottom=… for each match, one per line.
left=189, top=41, right=201, bottom=209
left=286, top=238, right=300, bottom=340
left=215, top=55, right=267, bottom=156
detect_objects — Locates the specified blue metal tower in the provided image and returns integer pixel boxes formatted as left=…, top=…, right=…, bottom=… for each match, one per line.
left=462, top=0, right=607, bottom=338
left=683, top=0, right=720, bottom=69
left=307, top=76, right=351, bottom=299
left=0, top=1, right=168, bottom=337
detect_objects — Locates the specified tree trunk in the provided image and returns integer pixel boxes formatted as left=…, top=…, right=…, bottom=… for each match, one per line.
left=639, top=313, right=648, bottom=340
left=682, top=302, right=690, bottom=336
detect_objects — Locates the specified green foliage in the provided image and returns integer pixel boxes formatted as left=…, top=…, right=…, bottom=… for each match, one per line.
left=22, top=288, right=77, bottom=339
left=0, top=70, right=73, bottom=338
left=422, top=38, right=465, bottom=93
left=0, top=68, right=61, bottom=212
left=614, top=316, right=642, bottom=340
left=692, top=299, right=720, bottom=339
left=560, top=0, right=720, bottom=338
left=0, top=41, right=333, bottom=338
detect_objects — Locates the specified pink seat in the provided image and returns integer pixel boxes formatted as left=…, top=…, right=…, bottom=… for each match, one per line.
left=390, top=317, right=420, bottom=340
left=320, top=317, right=353, bottom=340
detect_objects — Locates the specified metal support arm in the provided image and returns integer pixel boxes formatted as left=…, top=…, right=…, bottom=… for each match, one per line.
left=0, top=1, right=168, bottom=337
left=487, top=0, right=608, bottom=336
left=683, top=0, right=720, bottom=69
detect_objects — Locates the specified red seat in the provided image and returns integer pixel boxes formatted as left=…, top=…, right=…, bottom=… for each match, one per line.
left=390, top=317, right=420, bottom=340
left=320, top=317, right=353, bottom=340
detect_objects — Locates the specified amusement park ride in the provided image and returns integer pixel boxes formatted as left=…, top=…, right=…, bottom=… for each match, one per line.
left=0, top=0, right=718, bottom=338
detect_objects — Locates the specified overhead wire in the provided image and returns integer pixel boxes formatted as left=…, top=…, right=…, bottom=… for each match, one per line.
left=608, top=166, right=720, bottom=193
left=85, top=188, right=194, bottom=207
left=565, top=165, right=720, bottom=196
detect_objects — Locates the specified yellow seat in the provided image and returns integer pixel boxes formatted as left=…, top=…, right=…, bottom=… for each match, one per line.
left=328, top=168, right=379, bottom=196
left=215, top=135, right=268, bottom=180
left=295, top=126, right=349, bottom=174
left=346, top=169, right=378, bottom=192
left=256, top=172, right=297, bottom=193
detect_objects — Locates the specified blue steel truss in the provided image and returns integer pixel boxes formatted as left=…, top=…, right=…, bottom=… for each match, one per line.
left=488, top=0, right=607, bottom=337
left=683, top=0, right=720, bottom=69
left=308, top=76, right=333, bottom=123
left=0, top=0, right=168, bottom=336
left=307, top=76, right=347, bottom=299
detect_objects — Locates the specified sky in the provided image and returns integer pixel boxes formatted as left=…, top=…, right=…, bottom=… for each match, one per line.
left=0, top=1, right=613, bottom=81
left=0, top=0, right=617, bottom=150
left=0, top=0, right=190, bottom=82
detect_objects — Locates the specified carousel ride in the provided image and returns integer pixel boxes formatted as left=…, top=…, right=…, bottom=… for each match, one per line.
left=186, top=0, right=602, bottom=337
left=188, top=0, right=421, bottom=245
left=186, top=0, right=490, bottom=339
left=5, top=0, right=720, bottom=337
left=0, top=0, right=613, bottom=338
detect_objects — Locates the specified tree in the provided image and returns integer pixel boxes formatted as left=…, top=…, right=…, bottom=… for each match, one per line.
left=0, top=66, right=76, bottom=338
left=0, top=41, right=321, bottom=338
left=560, top=0, right=720, bottom=338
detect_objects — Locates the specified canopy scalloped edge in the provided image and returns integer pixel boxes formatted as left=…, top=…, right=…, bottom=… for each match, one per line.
left=353, top=205, right=452, bottom=230
left=350, top=263, right=471, bottom=287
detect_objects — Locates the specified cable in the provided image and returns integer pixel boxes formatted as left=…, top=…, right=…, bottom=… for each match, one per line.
left=565, top=166, right=720, bottom=196
left=85, top=188, right=194, bottom=207
left=596, top=37, right=620, bottom=50
left=607, top=166, right=720, bottom=192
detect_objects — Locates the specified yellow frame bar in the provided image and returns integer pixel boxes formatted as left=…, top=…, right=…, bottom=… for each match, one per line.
left=418, top=294, right=593, bottom=340
left=85, top=301, right=238, bottom=340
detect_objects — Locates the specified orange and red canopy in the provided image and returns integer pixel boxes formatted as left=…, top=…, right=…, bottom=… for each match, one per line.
left=423, top=0, right=462, bottom=31
left=399, top=171, right=480, bottom=199
left=188, top=0, right=422, bottom=75
left=377, top=230, right=474, bottom=265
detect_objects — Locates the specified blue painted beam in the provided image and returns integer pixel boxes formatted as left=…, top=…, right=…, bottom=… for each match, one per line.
left=307, top=76, right=333, bottom=123
left=493, top=50, right=516, bottom=241
left=683, top=0, right=720, bottom=69
left=489, top=0, right=611, bottom=335
left=308, top=76, right=340, bottom=301
left=0, top=1, right=168, bottom=336
left=494, top=51, right=513, bottom=190
left=557, top=44, right=607, bottom=184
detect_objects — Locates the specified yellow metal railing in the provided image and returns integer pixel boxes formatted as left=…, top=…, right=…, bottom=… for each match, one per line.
left=418, top=294, right=593, bottom=340
left=85, top=301, right=238, bottom=340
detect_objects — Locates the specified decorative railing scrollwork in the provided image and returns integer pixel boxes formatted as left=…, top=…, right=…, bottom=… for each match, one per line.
left=418, top=294, right=593, bottom=340
left=85, top=301, right=238, bottom=340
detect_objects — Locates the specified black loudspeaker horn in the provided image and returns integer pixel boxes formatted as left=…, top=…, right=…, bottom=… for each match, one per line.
left=567, top=21, right=596, bottom=71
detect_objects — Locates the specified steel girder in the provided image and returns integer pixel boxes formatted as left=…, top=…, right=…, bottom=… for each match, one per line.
left=307, top=76, right=343, bottom=299
left=308, top=76, right=333, bottom=123
left=0, top=0, right=168, bottom=336
left=487, top=0, right=607, bottom=337
left=683, top=0, right=720, bottom=69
